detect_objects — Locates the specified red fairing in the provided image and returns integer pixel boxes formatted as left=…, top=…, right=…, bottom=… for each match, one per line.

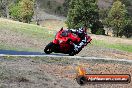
left=52, top=28, right=81, bottom=52
left=54, top=28, right=81, bottom=44
left=68, top=33, right=81, bottom=43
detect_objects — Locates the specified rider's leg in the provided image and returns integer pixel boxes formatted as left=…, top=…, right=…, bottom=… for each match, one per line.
left=74, top=37, right=87, bottom=51
left=74, top=42, right=84, bottom=51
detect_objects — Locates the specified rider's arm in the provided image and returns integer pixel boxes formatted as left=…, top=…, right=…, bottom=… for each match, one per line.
left=69, top=29, right=78, bottom=34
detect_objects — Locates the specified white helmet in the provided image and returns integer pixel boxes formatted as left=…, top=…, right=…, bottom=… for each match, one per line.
left=78, top=27, right=84, bottom=33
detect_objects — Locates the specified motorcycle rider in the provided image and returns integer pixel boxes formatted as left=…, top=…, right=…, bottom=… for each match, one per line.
left=69, top=27, right=89, bottom=52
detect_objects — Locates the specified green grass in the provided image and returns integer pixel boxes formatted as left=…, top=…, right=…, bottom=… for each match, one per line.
left=0, top=19, right=54, bottom=39
left=0, top=42, right=41, bottom=52
left=92, top=39, right=132, bottom=52
left=0, top=18, right=55, bottom=51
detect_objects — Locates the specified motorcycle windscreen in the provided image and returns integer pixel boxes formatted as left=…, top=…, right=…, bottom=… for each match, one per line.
left=61, top=31, right=68, bottom=37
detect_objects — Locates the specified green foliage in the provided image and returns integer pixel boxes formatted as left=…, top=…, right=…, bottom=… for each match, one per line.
left=19, top=0, right=34, bottom=23
left=123, top=20, right=132, bottom=38
left=66, top=0, right=100, bottom=29
left=99, top=9, right=109, bottom=20
left=95, top=28, right=105, bottom=35
left=105, top=0, right=129, bottom=37
left=14, top=0, right=20, bottom=3
left=9, top=3, right=21, bottom=21
left=114, top=0, right=132, bottom=8
left=90, top=20, right=104, bottom=34
left=9, top=0, right=34, bottom=23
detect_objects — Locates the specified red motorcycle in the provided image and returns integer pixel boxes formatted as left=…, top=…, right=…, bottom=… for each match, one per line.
left=44, top=28, right=92, bottom=56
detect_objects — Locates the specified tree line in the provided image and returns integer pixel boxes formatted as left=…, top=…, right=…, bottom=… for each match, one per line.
left=66, top=0, right=132, bottom=38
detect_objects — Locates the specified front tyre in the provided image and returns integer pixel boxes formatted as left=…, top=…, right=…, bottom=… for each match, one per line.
left=44, top=42, right=54, bottom=54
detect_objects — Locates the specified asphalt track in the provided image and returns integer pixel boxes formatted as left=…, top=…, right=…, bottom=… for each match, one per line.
left=0, top=49, right=132, bottom=64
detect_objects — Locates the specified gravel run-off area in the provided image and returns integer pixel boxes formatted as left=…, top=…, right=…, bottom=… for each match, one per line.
left=0, top=56, right=131, bottom=88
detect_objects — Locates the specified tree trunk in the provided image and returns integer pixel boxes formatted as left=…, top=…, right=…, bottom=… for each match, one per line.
left=5, top=4, right=9, bottom=18
left=1, top=0, right=9, bottom=18
left=34, top=1, right=40, bottom=25
left=116, top=33, right=118, bottom=37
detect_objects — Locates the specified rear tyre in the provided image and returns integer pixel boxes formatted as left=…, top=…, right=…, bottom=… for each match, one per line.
left=44, top=42, right=54, bottom=54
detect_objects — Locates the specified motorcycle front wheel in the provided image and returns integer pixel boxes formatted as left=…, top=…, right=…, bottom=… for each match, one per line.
left=44, top=42, right=54, bottom=54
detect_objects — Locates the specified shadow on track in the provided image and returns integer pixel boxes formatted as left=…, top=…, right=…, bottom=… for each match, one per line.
left=0, top=49, right=68, bottom=56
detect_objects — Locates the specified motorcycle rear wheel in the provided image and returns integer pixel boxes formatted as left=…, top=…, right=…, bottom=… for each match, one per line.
left=44, top=42, right=54, bottom=54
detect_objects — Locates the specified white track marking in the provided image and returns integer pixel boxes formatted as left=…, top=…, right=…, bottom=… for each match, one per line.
left=0, top=54, right=132, bottom=63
